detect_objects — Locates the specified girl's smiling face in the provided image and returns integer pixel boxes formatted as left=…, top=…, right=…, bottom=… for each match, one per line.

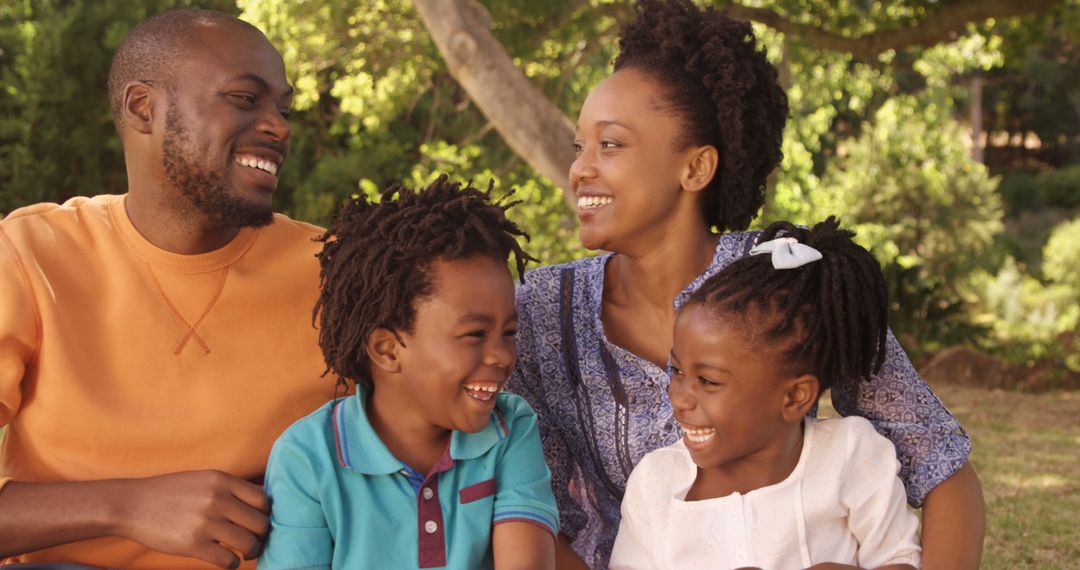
left=385, top=255, right=518, bottom=434
left=668, top=305, right=809, bottom=474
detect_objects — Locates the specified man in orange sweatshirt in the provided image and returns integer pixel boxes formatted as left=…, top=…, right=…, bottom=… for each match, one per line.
left=0, top=10, right=333, bottom=569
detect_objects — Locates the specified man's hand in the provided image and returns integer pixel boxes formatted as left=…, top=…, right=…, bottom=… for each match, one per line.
left=119, top=470, right=270, bottom=568
left=0, top=470, right=269, bottom=569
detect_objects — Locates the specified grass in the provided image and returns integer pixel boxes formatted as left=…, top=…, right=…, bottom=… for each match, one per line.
left=822, top=385, right=1080, bottom=569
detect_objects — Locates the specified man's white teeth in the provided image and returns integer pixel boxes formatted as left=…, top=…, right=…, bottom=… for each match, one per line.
left=235, top=155, right=278, bottom=176
left=577, top=195, right=613, bottom=210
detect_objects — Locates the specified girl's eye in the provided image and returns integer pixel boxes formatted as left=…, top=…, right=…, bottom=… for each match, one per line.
left=670, top=366, right=683, bottom=377
left=464, top=331, right=486, bottom=339
left=600, top=140, right=621, bottom=149
left=503, top=329, right=518, bottom=338
left=572, top=142, right=583, bottom=155
left=698, top=376, right=720, bottom=387
left=279, top=109, right=292, bottom=120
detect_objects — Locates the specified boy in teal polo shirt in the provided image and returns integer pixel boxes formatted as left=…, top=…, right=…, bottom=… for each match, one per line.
left=259, top=177, right=558, bottom=569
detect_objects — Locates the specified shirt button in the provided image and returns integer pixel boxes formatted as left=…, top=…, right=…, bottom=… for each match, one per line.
left=735, top=550, right=747, bottom=562
left=424, top=520, right=438, bottom=534
left=422, top=487, right=434, bottom=500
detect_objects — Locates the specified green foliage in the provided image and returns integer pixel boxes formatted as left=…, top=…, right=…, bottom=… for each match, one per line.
left=1042, top=218, right=1080, bottom=287
left=821, top=96, right=1004, bottom=345
left=0, top=0, right=234, bottom=215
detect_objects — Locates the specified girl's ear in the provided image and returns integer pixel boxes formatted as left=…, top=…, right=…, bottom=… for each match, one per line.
left=781, top=374, right=820, bottom=423
left=367, top=327, right=403, bottom=374
left=681, top=144, right=719, bottom=194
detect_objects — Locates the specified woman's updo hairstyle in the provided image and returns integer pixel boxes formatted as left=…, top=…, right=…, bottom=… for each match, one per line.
left=614, top=0, right=789, bottom=231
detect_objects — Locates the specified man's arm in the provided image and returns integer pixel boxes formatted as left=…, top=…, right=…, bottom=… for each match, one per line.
left=0, top=470, right=268, bottom=569
left=919, top=461, right=985, bottom=570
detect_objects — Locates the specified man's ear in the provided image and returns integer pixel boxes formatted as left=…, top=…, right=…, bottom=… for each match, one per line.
left=780, top=374, right=820, bottom=423
left=122, top=81, right=156, bottom=135
left=680, top=144, right=719, bottom=194
left=367, top=327, right=404, bottom=374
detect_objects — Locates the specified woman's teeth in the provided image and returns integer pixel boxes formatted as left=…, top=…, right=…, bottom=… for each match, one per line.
left=577, top=195, right=613, bottom=209
left=235, top=155, right=278, bottom=176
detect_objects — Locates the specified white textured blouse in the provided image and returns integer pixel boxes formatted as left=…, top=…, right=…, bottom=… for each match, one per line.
left=610, top=416, right=921, bottom=570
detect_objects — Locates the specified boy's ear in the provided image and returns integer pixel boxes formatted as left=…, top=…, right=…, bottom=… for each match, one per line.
left=367, top=327, right=403, bottom=374
left=780, top=374, right=820, bottom=422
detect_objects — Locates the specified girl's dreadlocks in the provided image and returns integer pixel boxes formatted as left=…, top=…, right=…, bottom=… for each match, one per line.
left=313, top=174, right=536, bottom=391
left=687, top=217, right=888, bottom=393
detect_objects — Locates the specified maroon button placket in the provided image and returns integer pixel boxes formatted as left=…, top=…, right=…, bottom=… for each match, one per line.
left=417, top=447, right=455, bottom=568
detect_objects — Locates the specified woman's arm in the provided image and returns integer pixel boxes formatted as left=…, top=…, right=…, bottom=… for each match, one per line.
left=919, top=461, right=985, bottom=570
left=831, top=331, right=983, bottom=568
left=555, top=534, right=589, bottom=570
left=493, top=522, right=555, bottom=570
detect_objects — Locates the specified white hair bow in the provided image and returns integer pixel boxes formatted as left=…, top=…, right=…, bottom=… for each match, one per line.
left=748, top=236, right=822, bottom=269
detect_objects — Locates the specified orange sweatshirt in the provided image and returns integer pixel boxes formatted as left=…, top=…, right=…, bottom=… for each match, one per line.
left=0, top=195, right=333, bottom=568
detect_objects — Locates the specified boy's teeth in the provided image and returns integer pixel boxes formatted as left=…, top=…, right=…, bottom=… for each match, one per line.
left=577, top=195, right=613, bottom=210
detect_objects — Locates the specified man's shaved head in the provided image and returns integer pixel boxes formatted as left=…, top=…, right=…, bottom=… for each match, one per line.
left=107, top=9, right=263, bottom=131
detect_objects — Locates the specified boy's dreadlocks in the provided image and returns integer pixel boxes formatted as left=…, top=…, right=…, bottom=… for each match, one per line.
left=313, top=175, right=536, bottom=390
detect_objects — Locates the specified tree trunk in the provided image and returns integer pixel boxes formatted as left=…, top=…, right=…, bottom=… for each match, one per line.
left=413, top=0, right=576, bottom=192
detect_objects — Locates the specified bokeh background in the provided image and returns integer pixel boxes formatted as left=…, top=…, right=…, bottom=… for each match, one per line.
left=1, top=1, right=1077, bottom=566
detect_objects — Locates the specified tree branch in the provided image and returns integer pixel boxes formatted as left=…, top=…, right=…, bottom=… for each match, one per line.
left=719, top=0, right=1063, bottom=60
left=413, top=0, right=576, bottom=190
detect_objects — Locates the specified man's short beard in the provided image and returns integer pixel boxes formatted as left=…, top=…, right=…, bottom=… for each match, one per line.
left=162, top=103, right=274, bottom=229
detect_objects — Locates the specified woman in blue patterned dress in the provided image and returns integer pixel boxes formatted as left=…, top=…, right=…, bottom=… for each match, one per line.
left=508, top=1, right=985, bottom=568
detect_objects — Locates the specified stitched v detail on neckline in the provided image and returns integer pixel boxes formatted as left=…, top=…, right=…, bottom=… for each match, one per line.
left=147, top=264, right=230, bottom=355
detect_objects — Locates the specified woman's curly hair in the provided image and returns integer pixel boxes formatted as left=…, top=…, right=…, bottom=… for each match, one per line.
left=614, top=0, right=789, bottom=231
left=313, top=175, right=536, bottom=390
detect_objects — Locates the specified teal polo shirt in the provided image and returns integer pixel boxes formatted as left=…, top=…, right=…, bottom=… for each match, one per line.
left=258, top=390, right=559, bottom=569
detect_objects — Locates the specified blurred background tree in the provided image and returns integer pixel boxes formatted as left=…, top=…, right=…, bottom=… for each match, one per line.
left=1, top=0, right=1077, bottom=372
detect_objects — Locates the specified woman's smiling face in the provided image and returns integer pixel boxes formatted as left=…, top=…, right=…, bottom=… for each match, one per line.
left=569, top=68, right=708, bottom=252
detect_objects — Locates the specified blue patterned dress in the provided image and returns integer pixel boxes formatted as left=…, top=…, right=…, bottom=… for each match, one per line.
left=509, top=231, right=971, bottom=570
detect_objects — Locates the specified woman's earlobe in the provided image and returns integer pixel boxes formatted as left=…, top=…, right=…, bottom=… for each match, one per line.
left=682, top=145, right=720, bottom=193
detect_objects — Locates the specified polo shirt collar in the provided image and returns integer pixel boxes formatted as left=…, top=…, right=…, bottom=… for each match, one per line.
left=333, top=390, right=509, bottom=474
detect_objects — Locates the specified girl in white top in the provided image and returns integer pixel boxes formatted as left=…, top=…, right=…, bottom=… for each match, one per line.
left=610, top=218, right=921, bottom=570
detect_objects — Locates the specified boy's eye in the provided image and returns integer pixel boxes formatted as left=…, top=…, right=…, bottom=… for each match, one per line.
left=600, top=139, right=621, bottom=149
left=503, top=329, right=517, bottom=338
left=572, top=141, right=583, bottom=155
left=697, top=376, right=721, bottom=387
left=669, top=366, right=682, bottom=377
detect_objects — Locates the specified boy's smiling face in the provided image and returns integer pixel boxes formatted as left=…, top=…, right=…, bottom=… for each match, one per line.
left=385, top=255, right=518, bottom=434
